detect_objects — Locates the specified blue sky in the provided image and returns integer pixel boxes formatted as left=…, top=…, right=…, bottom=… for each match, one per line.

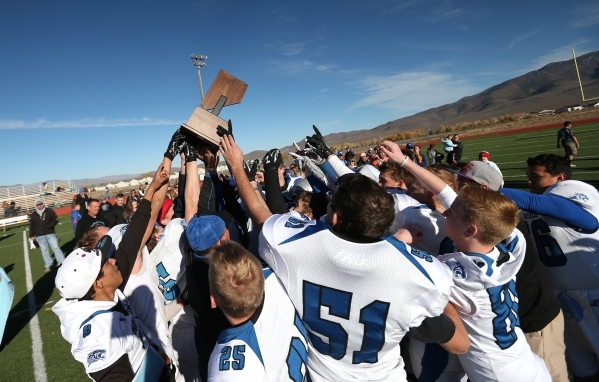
left=1, top=0, right=597, bottom=185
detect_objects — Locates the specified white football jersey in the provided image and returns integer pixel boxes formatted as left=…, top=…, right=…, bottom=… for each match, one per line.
left=150, top=218, right=188, bottom=307
left=108, top=224, right=174, bottom=360
left=387, top=190, right=421, bottom=234
left=259, top=215, right=453, bottom=382
left=207, top=271, right=309, bottom=382
left=521, top=180, right=599, bottom=290
left=402, top=205, right=447, bottom=256
left=438, top=232, right=550, bottom=382
left=52, top=289, right=150, bottom=378
left=409, top=229, right=527, bottom=381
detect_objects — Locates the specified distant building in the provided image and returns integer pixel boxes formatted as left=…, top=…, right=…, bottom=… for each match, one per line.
left=537, top=109, right=555, bottom=116
left=556, top=104, right=584, bottom=113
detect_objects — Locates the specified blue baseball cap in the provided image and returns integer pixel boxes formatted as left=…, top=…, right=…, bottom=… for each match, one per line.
left=406, top=142, right=414, bottom=149
left=186, top=210, right=232, bottom=252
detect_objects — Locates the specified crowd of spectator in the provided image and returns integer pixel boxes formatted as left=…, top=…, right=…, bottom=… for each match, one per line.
left=5, top=119, right=594, bottom=382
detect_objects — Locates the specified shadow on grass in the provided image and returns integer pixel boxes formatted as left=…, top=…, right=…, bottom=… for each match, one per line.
left=0, top=234, right=13, bottom=243
left=2, top=263, right=14, bottom=275
left=0, top=269, right=56, bottom=351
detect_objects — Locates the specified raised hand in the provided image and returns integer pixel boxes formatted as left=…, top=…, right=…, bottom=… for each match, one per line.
left=183, top=135, right=201, bottom=163
left=379, top=141, right=406, bottom=164
left=219, top=134, right=244, bottom=171
left=305, top=125, right=334, bottom=159
left=262, top=149, right=283, bottom=171
left=164, top=128, right=187, bottom=160
left=217, top=119, right=234, bottom=138
left=243, top=159, right=260, bottom=180
left=151, top=159, right=170, bottom=189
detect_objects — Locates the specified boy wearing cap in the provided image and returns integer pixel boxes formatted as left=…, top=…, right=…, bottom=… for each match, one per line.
left=53, top=159, right=174, bottom=381
left=29, top=199, right=65, bottom=272
left=206, top=241, right=310, bottom=381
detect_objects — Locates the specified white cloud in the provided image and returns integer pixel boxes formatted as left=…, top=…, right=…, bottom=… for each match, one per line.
left=316, top=63, right=337, bottom=72
left=0, top=117, right=179, bottom=130
left=571, top=3, right=599, bottom=28
left=507, top=28, right=541, bottom=49
left=280, top=42, right=309, bottom=56
left=529, top=39, right=590, bottom=70
left=351, top=71, right=479, bottom=113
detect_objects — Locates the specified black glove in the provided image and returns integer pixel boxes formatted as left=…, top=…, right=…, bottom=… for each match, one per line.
left=217, top=119, right=234, bottom=138
left=183, top=135, right=200, bottom=163
left=305, top=125, right=334, bottom=159
left=164, top=128, right=187, bottom=160
left=263, top=149, right=283, bottom=171
left=243, top=159, right=260, bottom=180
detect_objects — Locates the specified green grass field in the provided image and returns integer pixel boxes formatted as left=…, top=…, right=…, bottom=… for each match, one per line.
left=455, top=121, right=599, bottom=188
left=0, top=122, right=596, bottom=381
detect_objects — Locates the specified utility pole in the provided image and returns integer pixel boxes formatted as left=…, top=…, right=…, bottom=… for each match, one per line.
left=190, top=54, right=208, bottom=104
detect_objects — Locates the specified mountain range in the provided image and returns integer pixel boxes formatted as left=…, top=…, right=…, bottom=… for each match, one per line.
left=9, top=51, right=597, bottom=188
left=246, top=50, right=599, bottom=158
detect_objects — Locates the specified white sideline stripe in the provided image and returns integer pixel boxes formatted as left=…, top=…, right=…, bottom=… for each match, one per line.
left=466, top=125, right=599, bottom=144
left=22, top=231, right=48, bottom=382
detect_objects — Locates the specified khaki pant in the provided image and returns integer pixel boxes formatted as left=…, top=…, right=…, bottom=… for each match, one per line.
left=525, top=310, right=569, bottom=382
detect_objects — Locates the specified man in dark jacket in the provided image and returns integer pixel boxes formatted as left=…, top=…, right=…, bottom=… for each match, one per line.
left=29, top=199, right=65, bottom=272
left=74, top=199, right=103, bottom=243
left=74, top=188, right=89, bottom=211
left=452, top=134, right=464, bottom=163
left=103, top=193, right=126, bottom=227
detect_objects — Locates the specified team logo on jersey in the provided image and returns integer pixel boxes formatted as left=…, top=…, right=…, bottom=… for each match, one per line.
left=569, top=193, right=589, bottom=202
left=120, top=225, right=128, bottom=235
left=445, top=261, right=466, bottom=279
left=285, top=217, right=306, bottom=229
left=410, top=248, right=433, bottom=263
left=87, top=350, right=106, bottom=366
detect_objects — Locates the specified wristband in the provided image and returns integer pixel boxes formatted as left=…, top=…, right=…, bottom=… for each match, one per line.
left=399, top=157, right=410, bottom=167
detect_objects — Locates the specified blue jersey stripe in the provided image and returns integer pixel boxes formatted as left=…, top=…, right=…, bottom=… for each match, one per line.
left=385, top=236, right=434, bottom=284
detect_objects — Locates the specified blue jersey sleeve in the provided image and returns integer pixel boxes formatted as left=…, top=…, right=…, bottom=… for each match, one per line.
left=500, top=188, right=599, bottom=231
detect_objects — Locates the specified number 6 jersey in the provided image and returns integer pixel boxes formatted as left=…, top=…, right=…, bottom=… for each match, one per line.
left=259, top=215, right=454, bottom=382
left=520, top=180, right=599, bottom=290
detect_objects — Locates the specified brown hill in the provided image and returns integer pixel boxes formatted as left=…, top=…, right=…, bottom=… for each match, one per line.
left=245, top=50, right=599, bottom=159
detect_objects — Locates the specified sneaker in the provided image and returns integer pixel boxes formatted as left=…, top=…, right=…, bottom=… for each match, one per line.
left=44, top=268, right=52, bottom=273
left=571, top=163, right=577, bottom=167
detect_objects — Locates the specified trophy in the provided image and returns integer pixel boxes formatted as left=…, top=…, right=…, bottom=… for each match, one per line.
left=181, top=69, right=248, bottom=146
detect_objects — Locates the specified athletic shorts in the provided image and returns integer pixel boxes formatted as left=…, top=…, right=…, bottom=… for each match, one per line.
left=562, top=141, right=577, bottom=156
left=554, top=288, right=599, bottom=377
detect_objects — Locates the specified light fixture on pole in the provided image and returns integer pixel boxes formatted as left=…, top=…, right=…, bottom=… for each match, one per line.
left=190, top=54, right=208, bottom=104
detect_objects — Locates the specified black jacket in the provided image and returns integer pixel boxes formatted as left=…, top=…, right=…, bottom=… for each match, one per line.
left=29, top=208, right=59, bottom=237
left=74, top=212, right=103, bottom=242
left=104, top=204, right=126, bottom=227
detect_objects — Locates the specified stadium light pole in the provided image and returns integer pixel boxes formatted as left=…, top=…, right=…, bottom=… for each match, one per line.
left=190, top=54, right=208, bottom=105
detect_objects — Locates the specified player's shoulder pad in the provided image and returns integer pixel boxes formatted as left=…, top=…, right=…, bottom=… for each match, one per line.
left=261, top=214, right=324, bottom=247
left=546, top=180, right=599, bottom=216
left=385, top=236, right=452, bottom=288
